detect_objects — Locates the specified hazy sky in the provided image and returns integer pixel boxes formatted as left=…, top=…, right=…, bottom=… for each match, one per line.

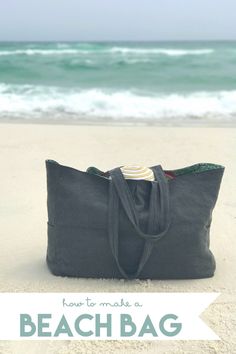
left=0, top=0, right=236, bottom=41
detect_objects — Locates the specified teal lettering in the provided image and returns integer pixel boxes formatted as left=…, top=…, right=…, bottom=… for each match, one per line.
left=38, top=314, right=51, bottom=337
left=95, top=314, right=112, bottom=337
left=75, top=314, right=93, bottom=337
left=120, top=314, right=136, bottom=337
left=20, top=314, right=36, bottom=337
left=54, top=315, right=73, bottom=337
left=159, top=314, right=182, bottom=337
left=138, top=315, right=158, bottom=337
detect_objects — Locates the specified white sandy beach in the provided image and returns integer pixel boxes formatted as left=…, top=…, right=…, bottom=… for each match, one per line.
left=0, top=122, right=236, bottom=354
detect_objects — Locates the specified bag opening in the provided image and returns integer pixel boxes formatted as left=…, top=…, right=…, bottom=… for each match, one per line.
left=86, top=163, right=224, bottom=179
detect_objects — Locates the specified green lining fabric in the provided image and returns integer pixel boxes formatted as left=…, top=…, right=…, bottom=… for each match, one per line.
left=86, top=166, right=106, bottom=176
left=171, top=163, right=223, bottom=176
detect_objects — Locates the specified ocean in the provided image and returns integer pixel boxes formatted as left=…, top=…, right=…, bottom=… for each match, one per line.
left=0, top=41, right=236, bottom=123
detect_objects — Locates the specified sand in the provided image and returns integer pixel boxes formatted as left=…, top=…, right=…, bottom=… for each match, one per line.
left=0, top=122, right=235, bottom=354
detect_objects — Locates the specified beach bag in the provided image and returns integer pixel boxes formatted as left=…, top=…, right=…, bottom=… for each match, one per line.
left=46, top=160, right=224, bottom=279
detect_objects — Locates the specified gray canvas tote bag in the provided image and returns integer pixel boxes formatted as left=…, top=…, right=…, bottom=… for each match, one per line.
left=46, top=160, right=224, bottom=279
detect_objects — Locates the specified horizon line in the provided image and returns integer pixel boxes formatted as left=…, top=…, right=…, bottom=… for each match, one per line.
left=0, top=39, right=236, bottom=43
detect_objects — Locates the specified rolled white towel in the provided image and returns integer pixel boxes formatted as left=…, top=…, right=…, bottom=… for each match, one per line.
left=121, top=165, right=154, bottom=181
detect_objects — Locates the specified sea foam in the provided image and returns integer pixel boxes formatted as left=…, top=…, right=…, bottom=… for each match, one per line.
left=110, top=48, right=214, bottom=56
left=0, top=84, right=236, bottom=121
left=0, top=47, right=214, bottom=57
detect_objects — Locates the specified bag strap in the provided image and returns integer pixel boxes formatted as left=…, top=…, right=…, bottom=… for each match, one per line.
left=108, top=165, right=171, bottom=279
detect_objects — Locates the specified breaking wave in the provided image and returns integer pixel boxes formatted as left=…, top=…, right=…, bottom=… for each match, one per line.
left=0, top=84, right=236, bottom=121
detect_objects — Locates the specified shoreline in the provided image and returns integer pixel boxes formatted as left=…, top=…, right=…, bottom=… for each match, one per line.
left=1, top=116, right=236, bottom=127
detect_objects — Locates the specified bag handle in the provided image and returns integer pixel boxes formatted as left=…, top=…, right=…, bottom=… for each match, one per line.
left=108, top=165, right=171, bottom=279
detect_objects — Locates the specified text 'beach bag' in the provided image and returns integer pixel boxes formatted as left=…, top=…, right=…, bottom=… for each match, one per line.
left=46, top=160, right=224, bottom=279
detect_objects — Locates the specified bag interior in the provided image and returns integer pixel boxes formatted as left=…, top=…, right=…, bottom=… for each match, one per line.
left=86, top=163, right=223, bottom=179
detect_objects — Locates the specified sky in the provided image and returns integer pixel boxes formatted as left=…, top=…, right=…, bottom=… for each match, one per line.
left=0, top=0, right=236, bottom=41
